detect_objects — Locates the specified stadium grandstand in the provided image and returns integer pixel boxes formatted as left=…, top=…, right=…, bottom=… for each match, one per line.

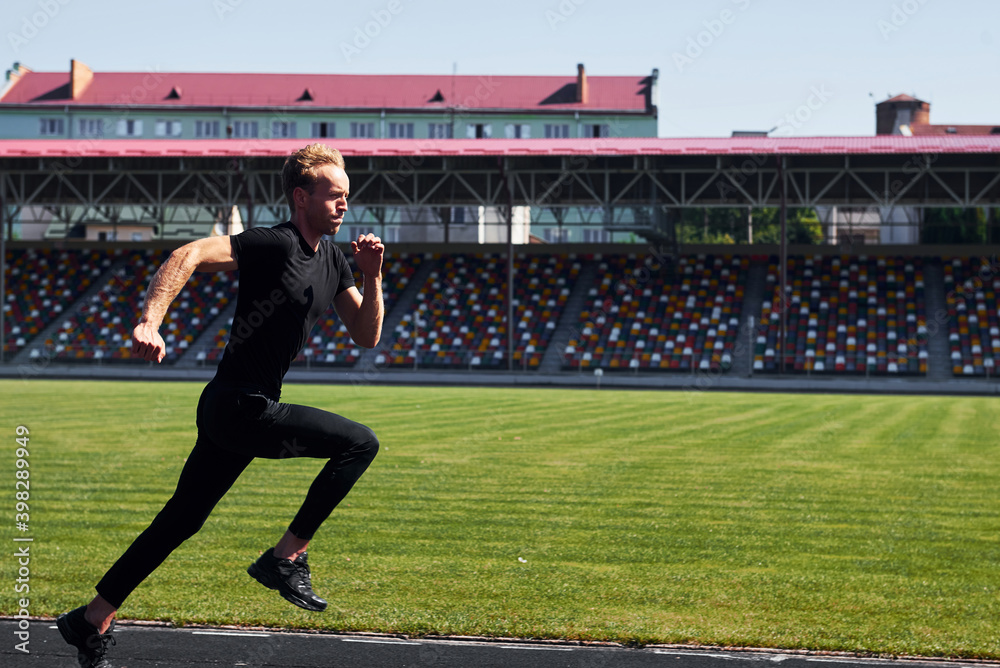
left=7, top=246, right=1000, bottom=385
left=2, top=61, right=1000, bottom=391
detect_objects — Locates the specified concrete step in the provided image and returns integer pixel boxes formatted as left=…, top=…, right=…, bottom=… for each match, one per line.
left=353, top=258, right=436, bottom=372
left=731, top=259, right=768, bottom=378
left=174, top=297, right=238, bottom=367
left=539, top=258, right=597, bottom=373
left=921, top=259, right=952, bottom=381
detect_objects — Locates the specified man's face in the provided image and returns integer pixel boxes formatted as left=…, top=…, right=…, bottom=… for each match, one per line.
left=298, top=163, right=350, bottom=237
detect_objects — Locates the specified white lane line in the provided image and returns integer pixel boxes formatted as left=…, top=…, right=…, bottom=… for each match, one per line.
left=495, top=645, right=573, bottom=652
left=191, top=631, right=271, bottom=637
left=652, top=650, right=736, bottom=660
left=802, top=660, right=922, bottom=666
left=341, top=638, right=420, bottom=645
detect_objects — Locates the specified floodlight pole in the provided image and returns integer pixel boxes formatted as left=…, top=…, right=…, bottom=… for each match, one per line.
left=504, top=158, right=515, bottom=371
left=0, top=176, right=6, bottom=365
left=779, top=155, right=788, bottom=376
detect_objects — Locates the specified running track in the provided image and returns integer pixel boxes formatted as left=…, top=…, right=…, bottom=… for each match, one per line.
left=1, top=620, right=993, bottom=668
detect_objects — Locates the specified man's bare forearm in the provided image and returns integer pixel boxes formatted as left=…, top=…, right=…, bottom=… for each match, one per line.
left=140, top=248, right=198, bottom=329
left=357, top=273, right=384, bottom=348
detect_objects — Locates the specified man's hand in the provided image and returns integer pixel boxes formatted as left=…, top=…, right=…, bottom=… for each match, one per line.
left=351, top=233, right=384, bottom=277
left=132, top=321, right=166, bottom=363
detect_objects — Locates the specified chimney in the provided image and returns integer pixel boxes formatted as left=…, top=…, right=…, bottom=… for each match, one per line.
left=0, top=63, right=31, bottom=101
left=6, top=62, right=31, bottom=85
left=576, top=63, right=588, bottom=104
left=648, top=67, right=659, bottom=115
left=875, top=94, right=930, bottom=135
left=70, top=59, right=94, bottom=100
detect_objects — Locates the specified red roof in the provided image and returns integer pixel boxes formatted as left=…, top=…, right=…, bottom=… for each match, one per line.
left=880, top=94, right=928, bottom=105
left=0, top=136, right=998, bottom=158
left=1, top=70, right=651, bottom=113
left=910, top=124, right=1000, bottom=136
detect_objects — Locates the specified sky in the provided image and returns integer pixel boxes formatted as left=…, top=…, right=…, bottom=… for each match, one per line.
left=3, top=0, right=998, bottom=138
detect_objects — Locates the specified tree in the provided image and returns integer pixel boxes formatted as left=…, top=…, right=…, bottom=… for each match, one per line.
left=921, top=207, right=995, bottom=244
left=673, top=207, right=822, bottom=245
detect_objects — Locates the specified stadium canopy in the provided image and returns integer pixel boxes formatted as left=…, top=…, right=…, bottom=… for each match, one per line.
left=2, top=135, right=998, bottom=157
left=1, top=136, right=999, bottom=241
left=3, top=135, right=998, bottom=370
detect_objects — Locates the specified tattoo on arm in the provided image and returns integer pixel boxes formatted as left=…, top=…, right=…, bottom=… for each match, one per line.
left=141, top=250, right=197, bottom=328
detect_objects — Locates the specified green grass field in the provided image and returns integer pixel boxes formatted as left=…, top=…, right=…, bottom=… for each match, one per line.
left=2, top=379, right=999, bottom=658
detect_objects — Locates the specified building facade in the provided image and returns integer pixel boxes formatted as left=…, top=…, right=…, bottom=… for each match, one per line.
left=815, top=94, right=1000, bottom=245
left=0, top=60, right=658, bottom=142
left=1, top=60, right=659, bottom=243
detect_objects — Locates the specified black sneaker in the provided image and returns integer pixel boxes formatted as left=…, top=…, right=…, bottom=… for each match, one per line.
left=56, top=605, right=116, bottom=668
left=247, top=548, right=328, bottom=612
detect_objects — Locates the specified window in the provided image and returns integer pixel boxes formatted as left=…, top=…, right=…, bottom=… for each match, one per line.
left=544, top=124, right=570, bottom=139
left=311, top=122, right=335, bottom=138
left=155, top=120, right=182, bottom=137
left=39, top=118, right=64, bottom=136
left=466, top=123, right=492, bottom=139
left=585, top=124, right=610, bottom=138
left=130, top=232, right=144, bottom=242
left=195, top=120, right=220, bottom=138
left=233, top=121, right=258, bottom=138
left=116, top=119, right=143, bottom=137
left=388, top=122, right=414, bottom=138
left=351, top=122, right=375, bottom=138
left=583, top=229, right=611, bottom=243
left=544, top=228, right=571, bottom=243
left=350, top=122, right=376, bottom=138
left=78, top=119, right=104, bottom=138
left=504, top=124, right=531, bottom=139
left=428, top=123, right=453, bottom=138
left=350, top=226, right=399, bottom=243
left=271, top=121, right=297, bottom=138
left=348, top=226, right=375, bottom=239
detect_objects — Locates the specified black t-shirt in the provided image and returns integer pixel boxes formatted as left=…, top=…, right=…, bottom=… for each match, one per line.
left=214, top=222, right=355, bottom=395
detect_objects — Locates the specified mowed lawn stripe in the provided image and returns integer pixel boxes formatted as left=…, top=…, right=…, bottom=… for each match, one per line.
left=1, top=380, right=998, bottom=657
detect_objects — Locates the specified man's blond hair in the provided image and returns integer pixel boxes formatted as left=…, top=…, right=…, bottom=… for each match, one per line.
left=282, top=144, right=346, bottom=211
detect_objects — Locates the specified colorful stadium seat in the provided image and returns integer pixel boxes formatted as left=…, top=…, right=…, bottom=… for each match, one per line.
left=50, top=250, right=234, bottom=364
left=5, top=248, right=110, bottom=356
left=944, top=257, right=1000, bottom=377
left=754, top=255, right=927, bottom=375
left=563, top=254, right=747, bottom=372
left=386, top=253, right=579, bottom=369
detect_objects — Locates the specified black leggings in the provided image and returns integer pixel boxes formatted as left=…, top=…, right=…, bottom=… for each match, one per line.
left=95, top=380, right=379, bottom=609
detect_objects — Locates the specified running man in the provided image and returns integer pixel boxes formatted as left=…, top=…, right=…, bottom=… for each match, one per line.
left=57, top=144, right=384, bottom=668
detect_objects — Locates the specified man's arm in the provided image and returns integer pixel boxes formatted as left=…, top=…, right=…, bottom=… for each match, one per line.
left=334, top=234, right=384, bottom=349
left=132, top=236, right=237, bottom=363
